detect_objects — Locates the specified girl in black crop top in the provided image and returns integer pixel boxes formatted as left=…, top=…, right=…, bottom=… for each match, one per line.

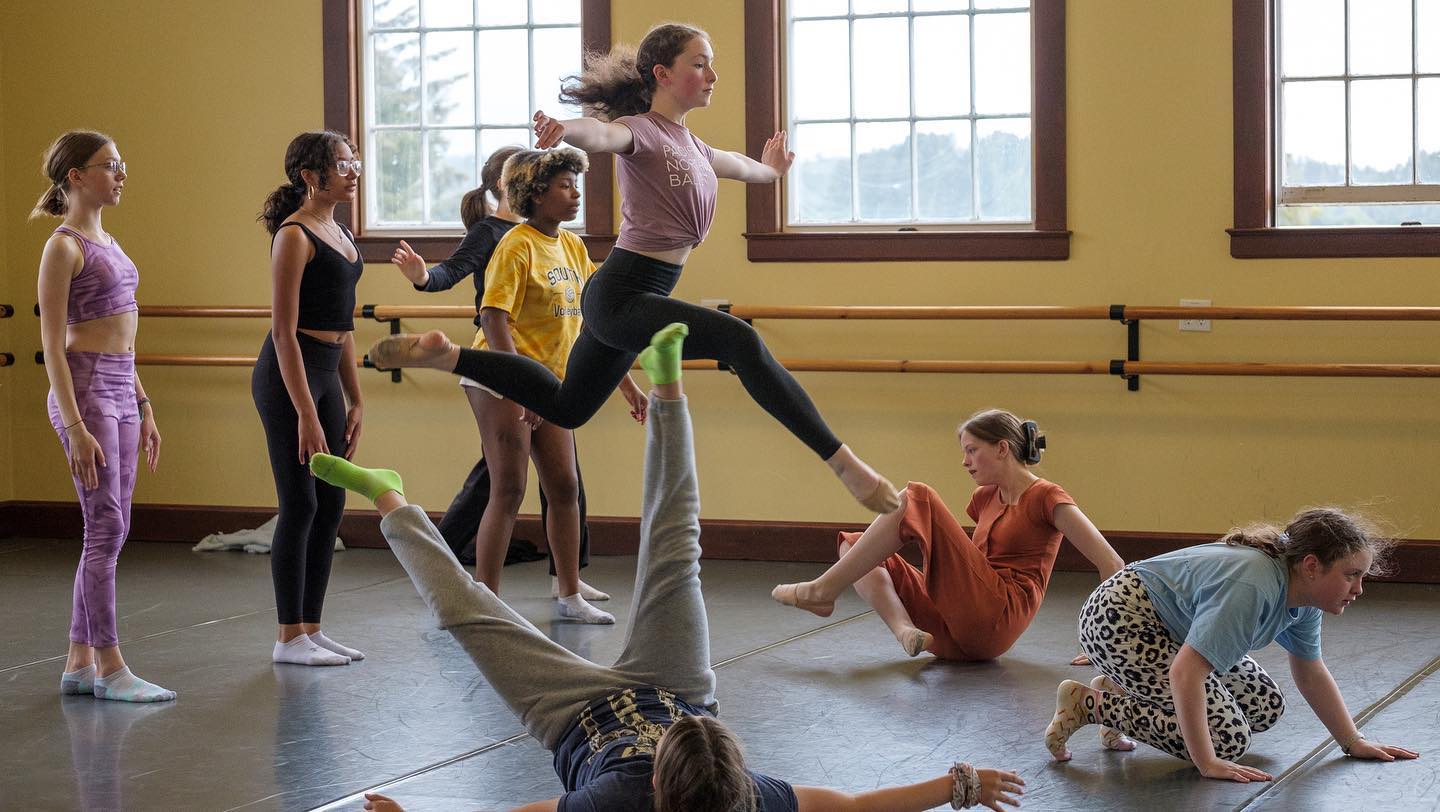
left=252, top=130, right=368, bottom=668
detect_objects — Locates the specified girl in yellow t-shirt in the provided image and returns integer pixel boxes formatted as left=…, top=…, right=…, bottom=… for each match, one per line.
left=473, top=148, right=646, bottom=623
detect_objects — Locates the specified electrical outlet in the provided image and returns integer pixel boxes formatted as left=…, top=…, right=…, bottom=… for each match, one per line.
left=1179, top=298, right=1211, bottom=332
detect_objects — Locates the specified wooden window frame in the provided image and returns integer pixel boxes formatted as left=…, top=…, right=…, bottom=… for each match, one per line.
left=742, top=0, right=1069, bottom=262
left=322, top=0, right=615, bottom=263
left=1229, top=0, right=1440, bottom=259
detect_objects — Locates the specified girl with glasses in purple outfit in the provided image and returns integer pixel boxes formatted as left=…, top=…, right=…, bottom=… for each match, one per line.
left=35, top=129, right=173, bottom=702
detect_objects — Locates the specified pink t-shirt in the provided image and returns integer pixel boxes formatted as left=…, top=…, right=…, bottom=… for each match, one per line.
left=614, top=112, right=718, bottom=253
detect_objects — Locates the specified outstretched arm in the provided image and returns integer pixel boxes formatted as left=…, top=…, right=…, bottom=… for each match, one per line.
left=1290, top=654, right=1419, bottom=761
left=1052, top=504, right=1124, bottom=580
left=533, top=110, right=634, bottom=153
left=794, top=767, right=1023, bottom=812
left=711, top=130, right=794, bottom=183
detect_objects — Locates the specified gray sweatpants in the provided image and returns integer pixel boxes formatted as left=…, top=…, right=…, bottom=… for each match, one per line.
left=379, top=396, right=715, bottom=749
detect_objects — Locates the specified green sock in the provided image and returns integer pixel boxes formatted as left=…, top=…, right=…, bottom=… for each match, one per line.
left=309, top=453, right=404, bottom=502
left=638, top=322, right=688, bottom=386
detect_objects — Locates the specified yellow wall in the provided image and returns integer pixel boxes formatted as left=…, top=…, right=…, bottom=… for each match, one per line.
left=0, top=30, right=12, bottom=503
left=3, top=1, right=1437, bottom=540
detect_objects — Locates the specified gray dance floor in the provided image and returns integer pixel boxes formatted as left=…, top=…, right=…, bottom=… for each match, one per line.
left=2, top=537, right=1435, bottom=811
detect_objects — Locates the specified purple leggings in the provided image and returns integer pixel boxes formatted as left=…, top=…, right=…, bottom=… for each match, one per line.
left=47, top=351, right=138, bottom=649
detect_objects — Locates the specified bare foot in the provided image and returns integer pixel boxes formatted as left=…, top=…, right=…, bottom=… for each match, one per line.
left=900, top=627, right=933, bottom=657
left=770, top=582, right=835, bottom=617
left=1090, top=675, right=1137, bottom=751
left=826, top=446, right=901, bottom=514
left=368, top=330, right=457, bottom=371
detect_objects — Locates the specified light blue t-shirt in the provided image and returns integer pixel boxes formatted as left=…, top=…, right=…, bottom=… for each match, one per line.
left=1131, top=543, right=1323, bottom=672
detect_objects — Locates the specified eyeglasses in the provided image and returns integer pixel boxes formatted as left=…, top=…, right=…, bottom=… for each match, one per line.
left=81, top=160, right=126, bottom=175
left=334, top=160, right=363, bottom=176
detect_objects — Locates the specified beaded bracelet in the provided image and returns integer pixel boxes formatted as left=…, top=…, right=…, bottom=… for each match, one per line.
left=136, top=397, right=151, bottom=408
left=950, top=761, right=981, bottom=809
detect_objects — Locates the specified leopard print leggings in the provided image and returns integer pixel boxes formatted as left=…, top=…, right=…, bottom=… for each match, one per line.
left=1077, top=568, right=1286, bottom=761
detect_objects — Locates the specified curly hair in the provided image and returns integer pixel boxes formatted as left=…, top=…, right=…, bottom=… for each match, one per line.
left=559, top=23, right=709, bottom=121
left=258, top=130, right=356, bottom=234
left=503, top=148, right=589, bottom=219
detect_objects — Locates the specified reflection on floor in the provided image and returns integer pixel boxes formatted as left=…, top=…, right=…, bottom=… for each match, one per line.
left=2, top=538, right=1435, bottom=811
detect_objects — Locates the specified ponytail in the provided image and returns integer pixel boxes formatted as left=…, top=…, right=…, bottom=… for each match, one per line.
left=258, top=130, right=354, bottom=235
left=560, top=24, right=708, bottom=121
left=1223, top=507, right=1397, bottom=576
left=461, top=144, right=525, bottom=229
left=29, top=130, right=113, bottom=220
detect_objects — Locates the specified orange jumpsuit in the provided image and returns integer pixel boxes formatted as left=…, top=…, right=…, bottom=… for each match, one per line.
left=839, top=479, right=1074, bottom=661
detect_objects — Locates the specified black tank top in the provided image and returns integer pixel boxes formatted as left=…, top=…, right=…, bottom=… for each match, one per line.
left=276, top=221, right=363, bottom=331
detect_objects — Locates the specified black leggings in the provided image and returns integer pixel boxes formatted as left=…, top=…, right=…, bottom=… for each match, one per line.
left=452, top=248, right=842, bottom=458
left=252, top=332, right=348, bottom=625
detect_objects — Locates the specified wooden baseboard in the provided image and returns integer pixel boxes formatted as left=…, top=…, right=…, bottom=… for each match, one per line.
left=3, top=500, right=1438, bottom=583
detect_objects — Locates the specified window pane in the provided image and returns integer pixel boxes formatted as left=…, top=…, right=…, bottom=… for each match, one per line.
left=917, top=120, right=973, bottom=220
left=1351, top=79, right=1414, bottom=184
left=856, top=122, right=912, bottom=219
left=1281, top=81, right=1345, bottom=185
left=853, top=18, right=910, bottom=118
left=374, top=130, right=423, bottom=223
left=532, top=0, right=581, bottom=25
left=853, top=0, right=906, bottom=13
left=1279, top=0, right=1343, bottom=77
left=790, top=0, right=848, bottom=17
left=374, top=33, right=421, bottom=125
left=914, top=15, right=969, bottom=117
left=973, top=12, right=1030, bottom=115
left=421, top=0, right=470, bottom=28
left=532, top=27, right=583, bottom=117
left=481, top=128, right=532, bottom=159
left=791, top=123, right=853, bottom=223
left=1421, top=0, right=1440, bottom=73
left=913, top=0, right=968, bottom=10
left=1278, top=203, right=1440, bottom=226
left=477, top=1, right=526, bottom=26
left=429, top=130, right=476, bottom=222
left=974, top=0, right=1027, bottom=8
left=976, top=118, right=1029, bottom=220
left=425, top=32, right=474, bottom=126
left=1421, top=79, right=1440, bottom=183
left=1349, top=0, right=1412, bottom=75
left=791, top=20, right=851, bottom=120
left=478, top=29, right=531, bottom=123
left=372, top=0, right=418, bottom=29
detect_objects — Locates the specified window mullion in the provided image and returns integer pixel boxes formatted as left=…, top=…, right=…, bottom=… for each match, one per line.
left=1343, top=0, right=1352, bottom=187
left=908, top=13, right=918, bottom=221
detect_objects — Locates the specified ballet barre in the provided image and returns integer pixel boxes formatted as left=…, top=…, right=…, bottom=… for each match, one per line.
left=27, top=303, right=1440, bottom=389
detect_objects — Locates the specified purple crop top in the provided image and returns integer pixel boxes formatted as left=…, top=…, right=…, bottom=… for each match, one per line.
left=614, top=112, right=718, bottom=253
left=54, top=225, right=139, bottom=325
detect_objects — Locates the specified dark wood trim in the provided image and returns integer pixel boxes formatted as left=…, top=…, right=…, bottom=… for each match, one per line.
left=323, top=0, right=616, bottom=260
left=6, top=501, right=1438, bottom=583
left=1230, top=0, right=1439, bottom=259
left=1228, top=227, right=1440, bottom=258
left=744, top=230, right=1071, bottom=262
left=742, top=0, right=1069, bottom=262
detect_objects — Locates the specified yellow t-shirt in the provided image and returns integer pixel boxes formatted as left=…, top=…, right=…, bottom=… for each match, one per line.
left=475, top=223, right=595, bottom=379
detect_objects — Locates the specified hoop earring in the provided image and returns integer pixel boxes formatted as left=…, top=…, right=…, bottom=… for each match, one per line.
left=307, top=185, right=315, bottom=200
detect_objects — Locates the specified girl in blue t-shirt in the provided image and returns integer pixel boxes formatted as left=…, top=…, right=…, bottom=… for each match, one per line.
left=1044, top=509, right=1418, bottom=782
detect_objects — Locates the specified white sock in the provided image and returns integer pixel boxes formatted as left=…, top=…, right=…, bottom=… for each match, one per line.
left=309, top=631, right=365, bottom=661
left=61, top=664, right=96, bottom=695
left=557, top=594, right=615, bottom=625
left=272, top=634, right=350, bottom=666
left=553, top=577, right=610, bottom=601
left=93, top=666, right=177, bottom=703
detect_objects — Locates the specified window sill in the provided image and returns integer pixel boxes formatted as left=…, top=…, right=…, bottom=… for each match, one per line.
left=1227, top=226, right=1440, bottom=259
left=742, top=230, right=1072, bottom=262
left=355, top=233, right=616, bottom=264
